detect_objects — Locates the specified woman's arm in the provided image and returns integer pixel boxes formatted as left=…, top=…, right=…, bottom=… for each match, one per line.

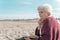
left=48, top=16, right=59, bottom=40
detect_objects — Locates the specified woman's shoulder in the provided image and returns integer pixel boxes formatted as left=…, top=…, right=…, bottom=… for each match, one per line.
left=48, top=16, right=56, bottom=21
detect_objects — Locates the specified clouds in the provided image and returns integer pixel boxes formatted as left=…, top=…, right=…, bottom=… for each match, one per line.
left=0, top=13, right=38, bottom=20
left=1, top=0, right=36, bottom=5
left=20, top=1, right=32, bottom=5
left=19, top=0, right=34, bottom=5
left=55, top=0, right=60, bottom=2
left=52, top=7, right=60, bottom=18
left=53, top=8, right=60, bottom=12
left=4, top=0, right=34, bottom=5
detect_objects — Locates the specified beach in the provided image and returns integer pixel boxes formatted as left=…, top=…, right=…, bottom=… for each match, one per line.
left=0, top=20, right=38, bottom=40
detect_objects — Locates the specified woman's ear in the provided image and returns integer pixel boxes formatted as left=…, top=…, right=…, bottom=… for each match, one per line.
left=48, top=12, right=50, bottom=16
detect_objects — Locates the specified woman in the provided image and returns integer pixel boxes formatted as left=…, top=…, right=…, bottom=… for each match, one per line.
left=35, top=4, right=60, bottom=40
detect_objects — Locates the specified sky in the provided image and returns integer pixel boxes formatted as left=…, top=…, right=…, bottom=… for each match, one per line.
left=0, top=0, right=60, bottom=20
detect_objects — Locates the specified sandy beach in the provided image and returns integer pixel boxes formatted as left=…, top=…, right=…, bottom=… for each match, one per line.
left=0, top=20, right=38, bottom=40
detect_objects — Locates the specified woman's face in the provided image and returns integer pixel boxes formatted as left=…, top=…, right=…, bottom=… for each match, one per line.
left=38, top=10, right=48, bottom=19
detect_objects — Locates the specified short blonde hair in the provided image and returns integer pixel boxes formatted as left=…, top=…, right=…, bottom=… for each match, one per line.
left=37, top=4, right=53, bottom=14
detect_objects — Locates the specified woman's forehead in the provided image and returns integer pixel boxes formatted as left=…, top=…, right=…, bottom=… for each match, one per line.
left=38, top=9, right=44, bottom=12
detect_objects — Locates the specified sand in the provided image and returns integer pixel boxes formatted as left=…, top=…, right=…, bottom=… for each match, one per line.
left=0, top=20, right=38, bottom=40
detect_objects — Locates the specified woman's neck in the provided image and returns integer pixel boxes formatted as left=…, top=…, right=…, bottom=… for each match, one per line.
left=38, top=24, right=43, bottom=30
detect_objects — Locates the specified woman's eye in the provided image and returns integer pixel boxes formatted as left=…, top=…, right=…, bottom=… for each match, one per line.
left=40, top=11, right=43, bottom=13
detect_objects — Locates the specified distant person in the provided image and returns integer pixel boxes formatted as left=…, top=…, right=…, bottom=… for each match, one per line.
left=35, top=4, right=60, bottom=40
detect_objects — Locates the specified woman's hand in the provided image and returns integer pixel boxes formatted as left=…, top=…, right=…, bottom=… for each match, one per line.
left=35, top=35, right=39, bottom=38
left=38, top=19, right=44, bottom=29
left=38, top=19, right=44, bottom=26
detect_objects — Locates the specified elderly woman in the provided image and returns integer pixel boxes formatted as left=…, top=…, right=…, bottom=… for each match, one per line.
left=35, top=4, right=60, bottom=40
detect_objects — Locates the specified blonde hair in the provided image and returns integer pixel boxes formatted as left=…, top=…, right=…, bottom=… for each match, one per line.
left=37, top=4, right=53, bottom=14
